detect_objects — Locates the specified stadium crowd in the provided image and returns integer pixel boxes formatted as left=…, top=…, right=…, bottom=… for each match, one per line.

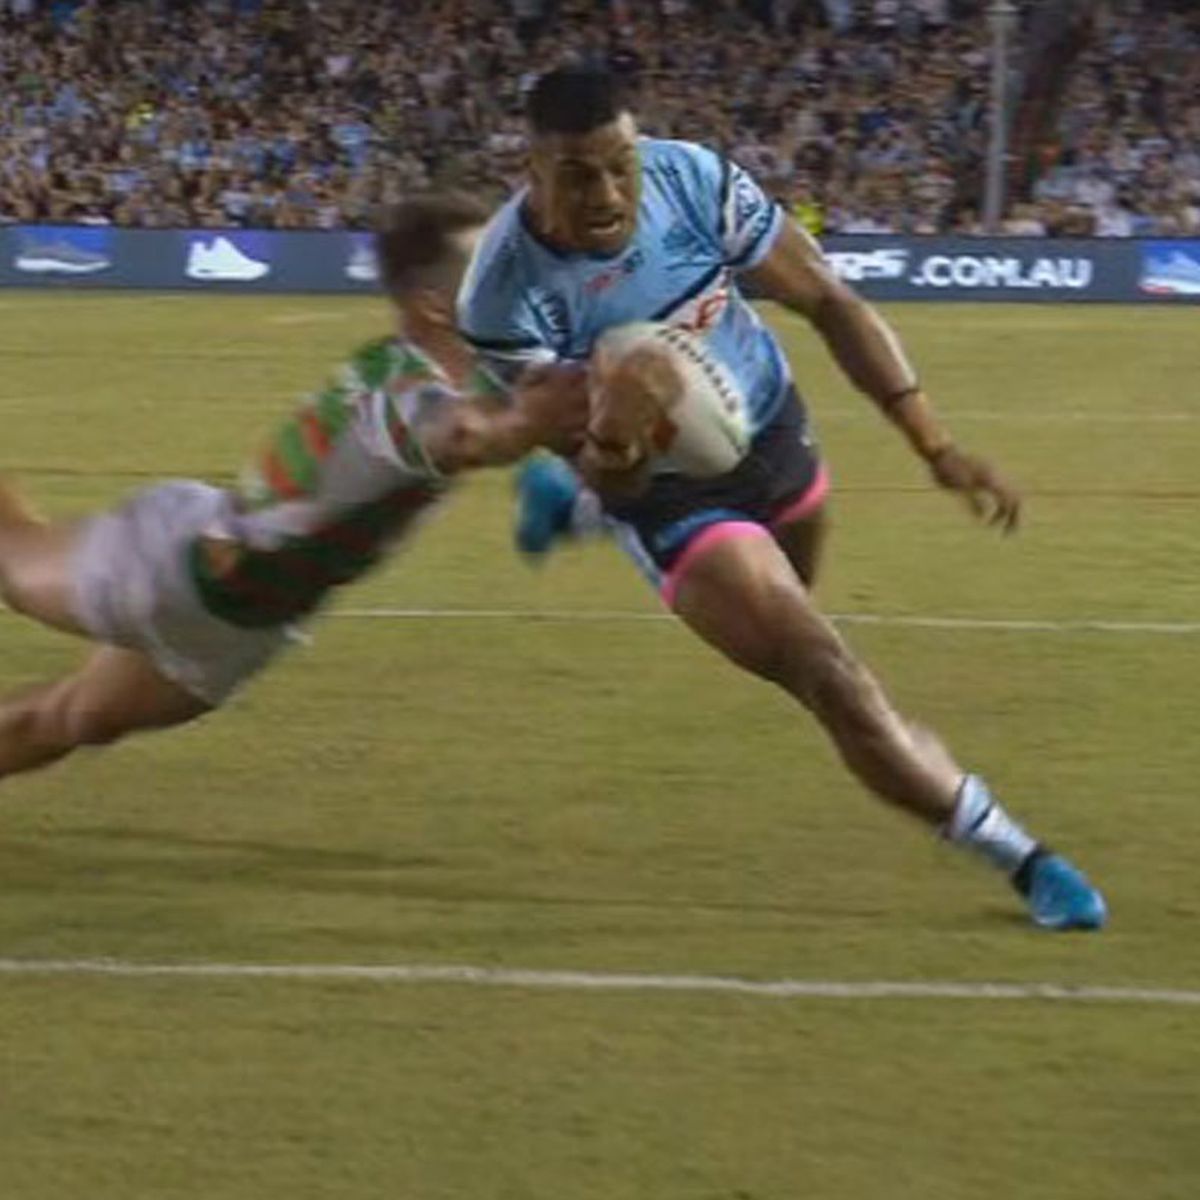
left=1027, top=1, right=1200, bottom=237
left=0, top=0, right=1196, bottom=236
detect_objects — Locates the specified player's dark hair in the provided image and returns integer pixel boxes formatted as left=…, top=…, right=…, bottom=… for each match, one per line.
left=526, top=67, right=626, bottom=137
left=374, top=191, right=490, bottom=298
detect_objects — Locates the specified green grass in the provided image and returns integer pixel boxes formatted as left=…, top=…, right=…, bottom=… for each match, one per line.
left=1, top=293, right=1198, bottom=1198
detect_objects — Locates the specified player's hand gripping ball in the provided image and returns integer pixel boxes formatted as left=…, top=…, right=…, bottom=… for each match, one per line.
left=586, top=321, right=751, bottom=479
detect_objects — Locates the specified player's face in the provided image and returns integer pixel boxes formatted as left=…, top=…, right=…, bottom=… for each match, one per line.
left=529, top=114, right=641, bottom=255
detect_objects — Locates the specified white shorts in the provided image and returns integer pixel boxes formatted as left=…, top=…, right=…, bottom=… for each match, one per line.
left=70, top=481, right=291, bottom=707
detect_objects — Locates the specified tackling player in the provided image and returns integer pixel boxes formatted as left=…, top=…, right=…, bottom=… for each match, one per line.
left=0, top=192, right=585, bottom=781
left=457, top=67, right=1107, bottom=930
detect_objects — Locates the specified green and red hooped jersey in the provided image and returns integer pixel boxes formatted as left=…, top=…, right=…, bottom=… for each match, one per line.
left=190, top=337, right=460, bottom=629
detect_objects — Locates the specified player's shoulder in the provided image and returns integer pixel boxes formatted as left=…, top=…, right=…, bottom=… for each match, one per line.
left=638, top=138, right=730, bottom=238
left=461, top=191, right=530, bottom=296
left=339, top=337, right=434, bottom=391
left=639, top=137, right=725, bottom=192
left=458, top=192, right=544, bottom=339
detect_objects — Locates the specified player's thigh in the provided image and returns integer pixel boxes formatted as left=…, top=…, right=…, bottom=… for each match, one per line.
left=51, top=644, right=211, bottom=745
left=669, top=524, right=843, bottom=682
left=0, top=520, right=90, bottom=637
left=772, top=504, right=830, bottom=590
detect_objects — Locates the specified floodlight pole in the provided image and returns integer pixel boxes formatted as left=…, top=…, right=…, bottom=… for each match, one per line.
left=983, top=0, right=1019, bottom=233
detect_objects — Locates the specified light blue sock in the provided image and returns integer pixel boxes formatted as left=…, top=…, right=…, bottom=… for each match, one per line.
left=945, top=775, right=1038, bottom=875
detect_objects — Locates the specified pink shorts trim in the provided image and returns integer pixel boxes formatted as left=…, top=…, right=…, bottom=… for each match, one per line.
left=660, top=521, right=772, bottom=610
left=770, top=463, right=831, bottom=530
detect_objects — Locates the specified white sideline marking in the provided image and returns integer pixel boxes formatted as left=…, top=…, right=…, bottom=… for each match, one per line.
left=266, top=310, right=353, bottom=325
left=328, top=607, right=1200, bottom=636
left=0, top=958, right=1197, bottom=1006
left=0, top=604, right=1196, bottom=636
left=823, top=410, right=1200, bottom=425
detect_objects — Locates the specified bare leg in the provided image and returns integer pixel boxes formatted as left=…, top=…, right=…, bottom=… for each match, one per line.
left=0, top=476, right=88, bottom=636
left=666, top=526, right=1109, bottom=928
left=671, top=530, right=960, bottom=824
left=773, top=506, right=831, bottom=591
left=0, top=475, right=45, bottom=525
left=0, top=477, right=210, bottom=778
left=0, top=645, right=209, bottom=779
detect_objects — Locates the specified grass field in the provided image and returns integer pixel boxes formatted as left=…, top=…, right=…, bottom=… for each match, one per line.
left=1, top=292, right=1198, bottom=1199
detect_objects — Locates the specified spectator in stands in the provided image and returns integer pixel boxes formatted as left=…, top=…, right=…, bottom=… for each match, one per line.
left=1030, top=0, right=1199, bottom=237
left=0, top=0, right=1194, bottom=236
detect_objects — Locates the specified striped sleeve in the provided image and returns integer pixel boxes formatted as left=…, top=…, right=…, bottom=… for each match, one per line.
left=667, top=141, right=783, bottom=271
left=716, top=157, right=784, bottom=270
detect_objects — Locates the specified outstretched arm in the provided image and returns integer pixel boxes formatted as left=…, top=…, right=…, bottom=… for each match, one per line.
left=413, top=364, right=589, bottom=475
left=743, top=220, right=1021, bottom=531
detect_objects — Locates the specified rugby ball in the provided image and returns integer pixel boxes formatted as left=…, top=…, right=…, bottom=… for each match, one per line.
left=592, top=321, right=751, bottom=477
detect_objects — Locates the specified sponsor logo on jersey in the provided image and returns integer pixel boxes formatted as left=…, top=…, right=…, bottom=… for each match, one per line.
left=533, top=288, right=571, bottom=344
left=661, top=271, right=730, bottom=335
left=583, top=248, right=645, bottom=295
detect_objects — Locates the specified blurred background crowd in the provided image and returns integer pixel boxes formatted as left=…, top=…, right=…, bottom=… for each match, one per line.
left=1, top=0, right=1197, bottom=237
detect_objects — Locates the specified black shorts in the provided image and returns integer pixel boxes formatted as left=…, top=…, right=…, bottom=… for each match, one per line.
left=605, top=387, right=828, bottom=579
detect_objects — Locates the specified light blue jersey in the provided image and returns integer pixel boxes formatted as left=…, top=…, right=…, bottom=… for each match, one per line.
left=457, top=138, right=794, bottom=437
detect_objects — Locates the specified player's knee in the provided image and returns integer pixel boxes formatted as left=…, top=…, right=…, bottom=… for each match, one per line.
left=36, top=685, right=132, bottom=749
left=3, top=703, right=53, bottom=755
left=3, top=692, right=100, bottom=756
left=785, top=638, right=884, bottom=737
left=61, top=700, right=131, bottom=747
left=0, top=568, right=31, bottom=617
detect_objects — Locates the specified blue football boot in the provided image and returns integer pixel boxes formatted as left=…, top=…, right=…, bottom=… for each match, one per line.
left=1013, top=848, right=1108, bottom=931
left=514, top=454, right=582, bottom=557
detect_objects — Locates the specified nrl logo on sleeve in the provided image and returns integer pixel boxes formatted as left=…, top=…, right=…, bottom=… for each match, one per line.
left=732, top=172, right=763, bottom=227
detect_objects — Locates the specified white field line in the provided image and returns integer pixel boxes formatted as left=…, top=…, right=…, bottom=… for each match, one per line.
left=0, top=604, right=1195, bottom=635
left=821, top=410, right=1200, bottom=424
left=326, top=607, right=1200, bottom=636
left=265, top=310, right=354, bottom=325
left=0, top=958, right=1197, bottom=1007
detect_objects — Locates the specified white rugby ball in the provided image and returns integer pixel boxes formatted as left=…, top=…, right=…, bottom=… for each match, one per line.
left=592, top=321, right=751, bottom=477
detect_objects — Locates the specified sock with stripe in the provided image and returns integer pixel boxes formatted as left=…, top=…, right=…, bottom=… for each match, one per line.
left=944, top=774, right=1038, bottom=875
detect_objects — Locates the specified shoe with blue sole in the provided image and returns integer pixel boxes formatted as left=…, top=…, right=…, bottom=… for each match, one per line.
left=514, top=455, right=581, bottom=557
left=1013, top=847, right=1108, bottom=931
